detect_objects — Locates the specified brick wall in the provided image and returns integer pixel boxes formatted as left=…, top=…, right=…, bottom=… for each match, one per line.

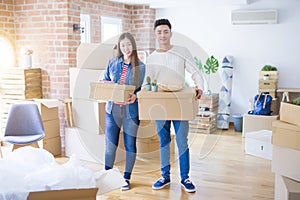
left=0, top=0, right=156, bottom=152
left=0, top=0, right=16, bottom=67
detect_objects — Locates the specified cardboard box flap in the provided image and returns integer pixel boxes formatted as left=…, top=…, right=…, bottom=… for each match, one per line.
left=272, top=120, right=300, bottom=131
left=90, top=82, right=136, bottom=91
left=280, top=102, right=300, bottom=126
left=32, top=99, right=63, bottom=108
left=137, top=87, right=196, bottom=99
left=27, top=188, right=98, bottom=200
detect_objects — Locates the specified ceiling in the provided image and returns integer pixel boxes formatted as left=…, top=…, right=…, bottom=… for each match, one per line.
left=107, top=0, right=250, bottom=8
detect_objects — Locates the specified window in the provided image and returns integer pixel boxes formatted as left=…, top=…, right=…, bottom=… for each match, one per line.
left=101, top=17, right=122, bottom=43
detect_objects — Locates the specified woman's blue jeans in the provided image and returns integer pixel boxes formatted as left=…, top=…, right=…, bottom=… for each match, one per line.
left=155, top=120, right=190, bottom=181
left=105, top=104, right=139, bottom=180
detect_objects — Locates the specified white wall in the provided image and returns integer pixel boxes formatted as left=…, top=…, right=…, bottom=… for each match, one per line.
left=155, top=0, right=300, bottom=117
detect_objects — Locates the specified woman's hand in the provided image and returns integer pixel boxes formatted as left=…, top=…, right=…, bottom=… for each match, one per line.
left=127, top=93, right=137, bottom=104
left=195, top=88, right=203, bottom=99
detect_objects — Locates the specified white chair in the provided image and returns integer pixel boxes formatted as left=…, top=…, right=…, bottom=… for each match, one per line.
left=4, top=103, right=45, bottom=151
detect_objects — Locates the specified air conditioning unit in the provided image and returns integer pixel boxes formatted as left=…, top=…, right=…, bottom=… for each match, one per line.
left=231, top=9, right=278, bottom=25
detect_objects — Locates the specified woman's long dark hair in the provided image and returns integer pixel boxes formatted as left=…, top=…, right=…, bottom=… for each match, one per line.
left=117, top=32, right=140, bottom=88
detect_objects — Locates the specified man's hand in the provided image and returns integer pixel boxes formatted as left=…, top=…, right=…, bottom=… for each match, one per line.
left=195, top=88, right=202, bottom=99
left=127, top=93, right=137, bottom=104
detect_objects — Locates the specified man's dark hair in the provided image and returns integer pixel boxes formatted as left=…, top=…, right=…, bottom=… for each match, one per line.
left=154, top=19, right=172, bottom=30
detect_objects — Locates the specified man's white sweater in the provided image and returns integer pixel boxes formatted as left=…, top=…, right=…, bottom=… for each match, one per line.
left=145, top=45, right=206, bottom=90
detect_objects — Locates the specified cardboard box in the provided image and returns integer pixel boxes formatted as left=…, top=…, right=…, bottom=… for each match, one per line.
left=272, top=120, right=300, bottom=151
left=245, top=130, right=273, bottom=160
left=136, top=134, right=175, bottom=159
left=137, top=87, right=197, bottom=120
left=242, top=114, right=278, bottom=137
left=90, top=82, right=136, bottom=103
left=272, top=145, right=300, bottom=182
left=69, top=68, right=105, bottom=99
left=65, top=127, right=125, bottom=164
left=23, top=99, right=61, bottom=121
left=28, top=188, right=98, bottom=200
left=43, top=119, right=60, bottom=140
left=198, top=93, right=219, bottom=109
left=275, top=174, right=300, bottom=200
left=280, top=102, right=300, bottom=126
left=77, top=43, right=115, bottom=69
left=39, top=136, right=62, bottom=156
left=137, top=120, right=157, bottom=139
left=72, top=99, right=106, bottom=134
left=260, top=71, right=279, bottom=80
left=259, top=79, right=277, bottom=90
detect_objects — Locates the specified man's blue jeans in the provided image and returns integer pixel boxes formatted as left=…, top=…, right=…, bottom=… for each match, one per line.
left=155, top=120, right=190, bottom=181
left=105, top=104, right=139, bottom=180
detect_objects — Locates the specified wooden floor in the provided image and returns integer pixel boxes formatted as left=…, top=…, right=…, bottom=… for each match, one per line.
left=63, top=127, right=274, bottom=200
left=1, top=127, right=274, bottom=200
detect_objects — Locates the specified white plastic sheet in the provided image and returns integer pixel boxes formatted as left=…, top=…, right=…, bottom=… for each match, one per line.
left=0, top=147, right=124, bottom=200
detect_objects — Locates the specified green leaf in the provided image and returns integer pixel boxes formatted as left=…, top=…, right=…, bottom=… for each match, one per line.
left=204, top=55, right=219, bottom=74
left=194, top=56, right=203, bottom=72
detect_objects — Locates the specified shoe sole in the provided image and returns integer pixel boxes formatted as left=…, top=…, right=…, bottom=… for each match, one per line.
left=181, top=184, right=196, bottom=193
left=120, top=187, right=130, bottom=191
left=152, top=182, right=170, bottom=190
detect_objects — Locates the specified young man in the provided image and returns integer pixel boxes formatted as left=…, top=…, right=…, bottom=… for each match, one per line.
left=145, top=19, right=206, bottom=193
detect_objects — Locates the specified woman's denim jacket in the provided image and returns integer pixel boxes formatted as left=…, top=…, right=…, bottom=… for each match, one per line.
left=103, top=56, right=145, bottom=119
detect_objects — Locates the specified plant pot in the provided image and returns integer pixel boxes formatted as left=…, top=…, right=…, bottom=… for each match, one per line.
left=151, top=85, right=158, bottom=92
left=145, top=84, right=151, bottom=91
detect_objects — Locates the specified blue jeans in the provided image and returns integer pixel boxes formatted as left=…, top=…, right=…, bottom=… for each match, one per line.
left=155, top=120, right=190, bottom=181
left=105, top=104, right=139, bottom=180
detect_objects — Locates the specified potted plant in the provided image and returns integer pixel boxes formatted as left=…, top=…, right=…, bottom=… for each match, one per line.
left=145, top=76, right=151, bottom=91
left=292, top=97, right=300, bottom=106
left=194, top=55, right=219, bottom=95
left=151, top=79, right=158, bottom=92
left=263, top=74, right=270, bottom=80
left=260, top=64, right=278, bottom=80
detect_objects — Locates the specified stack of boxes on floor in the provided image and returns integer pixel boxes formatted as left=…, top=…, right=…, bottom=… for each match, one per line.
left=243, top=70, right=280, bottom=160
left=259, top=70, right=280, bottom=115
left=64, top=43, right=126, bottom=164
left=31, top=99, right=62, bottom=156
left=0, top=68, right=62, bottom=156
left=65, top=43, right=165, bottom=163
left=189, top=93, right=219, bottom=134
left=272, top=102, right=300, bottom=199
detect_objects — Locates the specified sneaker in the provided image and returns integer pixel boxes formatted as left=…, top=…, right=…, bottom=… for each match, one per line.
left=181, top=178, right=196, bottom=193
left=121, top=179, right=130, bottom=191
left=152, top=177, right=171, bottom=190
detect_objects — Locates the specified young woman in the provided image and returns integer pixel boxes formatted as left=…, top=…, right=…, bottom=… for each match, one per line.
left=102, top=32, right=145, bottom=191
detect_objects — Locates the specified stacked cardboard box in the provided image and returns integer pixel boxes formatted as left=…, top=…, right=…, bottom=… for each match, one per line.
left=272, top=102, right=300, bottom=199
left=242, top=114, right=278, bottom=160
left=258, top=71, right=279, bottom=114
left=66, top=67, right=122, bottom=164
left=189, top=93, right=219, bottom=134
left=22, top=99, right=62, bottom=156
left=259, top=70, right=278, bottom=98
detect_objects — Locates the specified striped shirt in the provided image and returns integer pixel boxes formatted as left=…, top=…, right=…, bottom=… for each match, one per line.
left=119, top=64, right=129, bottom=84
left=115, top=64, right=129, bottom=106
